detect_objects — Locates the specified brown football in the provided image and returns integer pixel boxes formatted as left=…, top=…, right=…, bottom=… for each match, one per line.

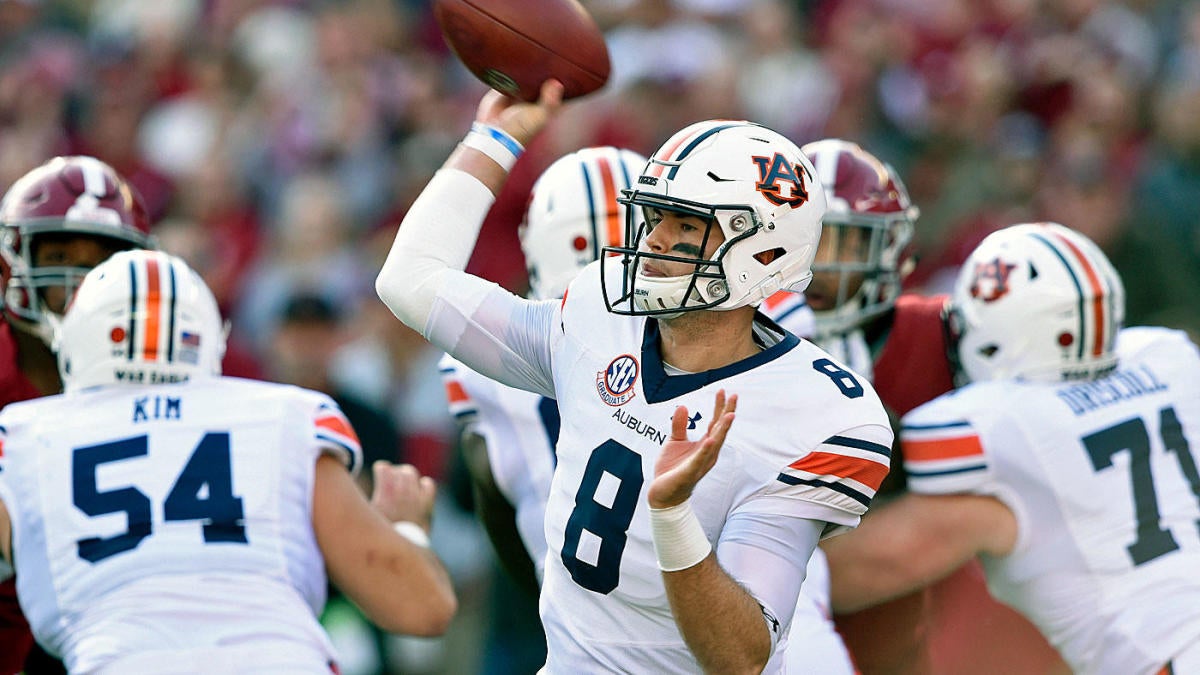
left=433, top=0, right=611, bottom=102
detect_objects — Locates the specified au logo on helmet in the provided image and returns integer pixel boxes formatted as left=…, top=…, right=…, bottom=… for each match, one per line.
left=970, top=258, right=1017, bottom=303
left=753, top=153, right=810, bottom=208
left=597, top=354, right=639, bottom=406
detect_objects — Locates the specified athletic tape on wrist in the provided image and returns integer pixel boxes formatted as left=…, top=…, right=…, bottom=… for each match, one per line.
left=649, top=500, right=712, bottom=572
left=393, top=521, right=431, bottom=549
left=462, top=122, right=524, bottom=171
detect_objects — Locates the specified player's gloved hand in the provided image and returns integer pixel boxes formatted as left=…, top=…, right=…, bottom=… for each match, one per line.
left=648, top=390, right=738, bottom=509
left=475, top=79, right=564, bottom=148
left=370, top=461, right=437, bottom=532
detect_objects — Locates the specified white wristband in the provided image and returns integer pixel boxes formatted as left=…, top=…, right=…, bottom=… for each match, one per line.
left=393, top=521, right=431, bottom=549
left=649, top=500, right=712, bottom=572
left=461, top=122, right=524, bottom=171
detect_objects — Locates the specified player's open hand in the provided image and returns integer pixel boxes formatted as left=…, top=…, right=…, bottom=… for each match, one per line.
left=370, top=461, right=437, bottom=531
left=648, top=390, right=737, bottom=509
left=476, top=79, right=564, bottom=147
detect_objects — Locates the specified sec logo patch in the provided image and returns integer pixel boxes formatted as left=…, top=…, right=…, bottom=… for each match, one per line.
left=597, top=354, right=639, bottom=406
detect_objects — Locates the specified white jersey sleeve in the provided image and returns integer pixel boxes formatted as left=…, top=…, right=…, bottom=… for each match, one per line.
left=377, top=168, right=557, bottom=398
left=439, top=353, right=557, bottom=580
left=0, top=377, right=360, bottom=672
left=900, top=327, right=1200, bottom=675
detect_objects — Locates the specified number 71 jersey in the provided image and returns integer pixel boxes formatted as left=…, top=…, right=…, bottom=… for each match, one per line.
left=0, top=377, right=359, bottom=669
left=900, top=327, right=1200, bottom=675
left=538, top=265, right=893, bottom=673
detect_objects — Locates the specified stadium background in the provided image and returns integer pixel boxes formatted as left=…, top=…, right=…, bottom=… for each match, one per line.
left=2, top=0, right=1199, bottom=672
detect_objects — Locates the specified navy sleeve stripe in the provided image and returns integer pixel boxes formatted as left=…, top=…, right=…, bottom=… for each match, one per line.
left=776, top=472, right=871, bottom=508
left=824, top=435, right=891, bottom=458
left=902, top=420, right=972, bottom=432
left=316, top=433, right=358, bottom=473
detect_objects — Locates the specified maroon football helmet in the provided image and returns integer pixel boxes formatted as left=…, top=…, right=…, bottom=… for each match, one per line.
left=0, top=156, right=155, bottom=343
left=801, top=139, right=918, bottom=339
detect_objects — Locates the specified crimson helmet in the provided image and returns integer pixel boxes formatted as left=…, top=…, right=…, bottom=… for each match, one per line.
left=0, top=156, right=155, bottom=344
left=801, top=139, right=918, bottom=339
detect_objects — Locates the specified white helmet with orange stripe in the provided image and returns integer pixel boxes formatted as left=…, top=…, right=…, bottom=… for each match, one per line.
left=601, top=120, right=826, bottom=316
left=55, top=249, right=226, bottom=392
left=947, top=222, right=1125, bottom=384
left=520, top=146, right=647, bottom=300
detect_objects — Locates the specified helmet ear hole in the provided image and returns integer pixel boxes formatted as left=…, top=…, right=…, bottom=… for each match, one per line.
left=980, top=344, right=1000, bottom=358
left=753, top=247, right=785, bottom=265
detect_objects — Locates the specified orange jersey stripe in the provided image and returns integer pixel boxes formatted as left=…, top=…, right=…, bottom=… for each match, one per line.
left=316, top=414, right=360, bottom=445
left=763, top=290, right=794, bottom=311
left=903, top=435, right=984, bottom=462
left=443, top=380, right=471, bottom=404
left=595, top=155, right=622, bottom=248
left=142, top=256, right=162, bottom=361
left=1053, top=231, right=1106, bottom=357
left=790, top=451, right=889, bottom=491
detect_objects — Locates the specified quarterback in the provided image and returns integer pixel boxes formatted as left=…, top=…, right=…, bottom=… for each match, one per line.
left=378, top=81, right=892, bottom=672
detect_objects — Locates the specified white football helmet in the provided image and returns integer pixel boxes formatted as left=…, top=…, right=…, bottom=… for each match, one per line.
left=947, top=222, right=1124, bottom=384
left=802, top=139, right=918, bottom=339
left=56, top=249, right=226, bottom=392
left=520, top=146, right=648, bottom=300
left=601, top=121, right=826, bottom=317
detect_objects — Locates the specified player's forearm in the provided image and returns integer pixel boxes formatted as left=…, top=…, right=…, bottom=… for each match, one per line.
left=374, top=158, right=499, bottom=335
left=663, top=554, right=772, bottom=674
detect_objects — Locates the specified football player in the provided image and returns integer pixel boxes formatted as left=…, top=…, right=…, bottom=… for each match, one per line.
left=801, top=139, right=1068, bottom=673
left=378, top=82, right=892, bottom=672
left=0, top=250, right=456, bottom=672
left=0, top=156, right=157, bottom=674
left=823, top=222, right=1200, bottom=674
left=440, top=145, right=854, bottom=672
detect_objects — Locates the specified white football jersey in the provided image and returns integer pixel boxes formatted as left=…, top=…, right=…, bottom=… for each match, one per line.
left=0, top=377, right=363, bottom=673
left=537, top=264, right=891, bottom=674
left=761, top=290, right=816, bottom=339
left=901, top=327, right=1200, bottom=675
left=439, top=353, right=558, bottom=581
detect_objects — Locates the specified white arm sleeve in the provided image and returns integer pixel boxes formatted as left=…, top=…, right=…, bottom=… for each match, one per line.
left=717, top=512, right=823, bottom=656
left=375, top=168, right=556, bottom=397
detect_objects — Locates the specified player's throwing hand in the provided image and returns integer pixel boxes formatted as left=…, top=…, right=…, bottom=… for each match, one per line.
left=648, top=390, right=737, bottom=509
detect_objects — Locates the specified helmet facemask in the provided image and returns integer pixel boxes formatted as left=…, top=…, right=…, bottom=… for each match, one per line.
left=808, top=210, right=915, bottom=339
left=602, top=192, right=761, bottom=318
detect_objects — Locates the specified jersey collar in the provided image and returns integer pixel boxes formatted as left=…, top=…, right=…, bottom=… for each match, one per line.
left=640, top=313, right=800, bottom=404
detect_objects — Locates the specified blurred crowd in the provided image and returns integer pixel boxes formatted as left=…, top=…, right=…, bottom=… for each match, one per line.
left=2, top=0, right=1199, bottom=673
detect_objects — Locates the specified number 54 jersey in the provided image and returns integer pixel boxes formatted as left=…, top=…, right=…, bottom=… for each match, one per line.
left=0, top=377, right=361, bottom=673
left=539, top=265, right=893, bottom=674
left=901, top=327, right=1200, bottom=675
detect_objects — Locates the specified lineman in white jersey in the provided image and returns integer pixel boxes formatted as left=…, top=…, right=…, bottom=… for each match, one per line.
left=438, top=145, right=853, bottom=671
left=377, top=82, right=892, bottom=673
left=823, top=223, right=1200, bottom=675
left=0, top=250, right=456, bottom=674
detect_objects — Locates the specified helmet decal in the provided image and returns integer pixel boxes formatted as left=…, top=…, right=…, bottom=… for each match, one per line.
left=968, top=258, right=1017, bottom=303
left=752, top=153, right=811, bottom=208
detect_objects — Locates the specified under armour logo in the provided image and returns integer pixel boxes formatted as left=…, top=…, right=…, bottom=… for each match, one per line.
left=687, top=411, right=703, bottom=430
